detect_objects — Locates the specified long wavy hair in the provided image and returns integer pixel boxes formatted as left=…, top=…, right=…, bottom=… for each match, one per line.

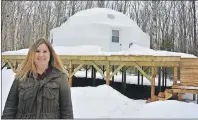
left=15, top=39, right=66, bottom=80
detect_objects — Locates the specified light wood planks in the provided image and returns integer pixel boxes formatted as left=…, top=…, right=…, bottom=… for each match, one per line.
left=180, top=58, right=198, bottom=86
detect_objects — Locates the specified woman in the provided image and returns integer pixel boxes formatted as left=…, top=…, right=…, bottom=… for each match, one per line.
left=2, top=39, right=73, bottom=119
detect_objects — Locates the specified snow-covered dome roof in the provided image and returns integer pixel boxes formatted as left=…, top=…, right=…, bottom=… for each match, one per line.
left=61, top=8, right=139, bottom=28
left=50, top=7, right=150, bottom=50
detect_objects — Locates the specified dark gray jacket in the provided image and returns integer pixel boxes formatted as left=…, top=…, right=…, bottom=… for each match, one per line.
left=2, top=68, right=73, bottom=119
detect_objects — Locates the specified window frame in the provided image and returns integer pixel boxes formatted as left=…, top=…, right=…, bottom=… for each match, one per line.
left=112, top=30, right=119, bottom=43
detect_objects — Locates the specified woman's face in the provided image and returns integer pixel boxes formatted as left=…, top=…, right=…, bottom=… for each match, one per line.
left=34, top=43, right=50, bottom=68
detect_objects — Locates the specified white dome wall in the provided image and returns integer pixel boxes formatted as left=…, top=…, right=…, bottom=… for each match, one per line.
left=122, top=27, right=150, bottom=50
left=52, top=23, right=110, bottom=51
left=117, top=26, right=150, bottom=51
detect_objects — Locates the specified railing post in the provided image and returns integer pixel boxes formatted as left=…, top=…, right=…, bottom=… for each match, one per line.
left=151, top=67, right=156, bottom=101
left=106, top=61, right=110, bottom=85
left=69, top=61, right=73, bottom=87
left=173, top=66, right=178, bottom=85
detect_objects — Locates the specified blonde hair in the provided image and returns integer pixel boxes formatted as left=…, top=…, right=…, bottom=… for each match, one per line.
left=15, top=39, right=66, bottom=80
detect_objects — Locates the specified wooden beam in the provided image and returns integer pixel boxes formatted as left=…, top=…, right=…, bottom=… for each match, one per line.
left=64, top=61, right=179, bottom=67
left=106, top=62, right=110, bottom=85
left=1, top=58, right=6, bottom=65
left=6, top=60, right=16, bottom=73
left=69, top=64, right=84, bottom=78
left=171, top=88, right=198, bottom=94
left=1, top=61, right=7, bottom=69
left=133, top=62, right=152, bottom=83
left=68, top=61, right=73, bottom=87
left=173, top=66, right=178, bottom=85
left=1, top=62, right=8, bottom=70
left=91, top=61, right=106, bottom=78
left=112, top=61, right=179, bottom=67
left=60, top=55, right=181, bottom=62
left=2, top=55, right=181, bottom=67
left=180, top=82, right=198, bottom=87
left=65, top=65, right=70, bottom=78
left=151, top=67, right=157, bottom=101
left=2, top=55, right=181, bottom=62
left=181, top=58, right=198, bottom=66
left=110, top=63, right=125, bottom=78
left=2, top=55, right=26, bottom=60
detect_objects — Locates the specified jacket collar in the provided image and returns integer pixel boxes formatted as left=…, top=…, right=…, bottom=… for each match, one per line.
left=28, top=67, right=63, bottom=80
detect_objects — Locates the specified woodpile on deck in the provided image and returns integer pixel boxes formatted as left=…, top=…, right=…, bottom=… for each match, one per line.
left=146, top=89, right=173, bottom=103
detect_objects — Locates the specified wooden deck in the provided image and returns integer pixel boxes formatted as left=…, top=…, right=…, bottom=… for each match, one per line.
left=2, top=54, right=198, bottom=102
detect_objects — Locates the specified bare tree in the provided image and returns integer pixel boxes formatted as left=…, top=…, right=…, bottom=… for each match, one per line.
left=1, top=1, right=9, bottom=51
left=139, top=1, right=151, bottom=33
left=132, top=1, right=141, bottom=26
left=159, top=1, right=173, bottom=50
left=54, top=1, right=63, bottom=27
left=1, top=0, right=198, bottom=57
left=151, top=1, right=159, bottom=50
left=97, top=0, right=105, bottom=8
left=170, top=1, right=177, bottom=52
left=85, top=1, right=93, bottom=9
left=192, top=0, right=197, bottom=56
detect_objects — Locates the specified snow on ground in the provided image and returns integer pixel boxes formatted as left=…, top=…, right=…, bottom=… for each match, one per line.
left=2, top=44, right=197, bottom=58
left=132, top=100, right=198, bottom=118
left=1, top=68, right=198, bottom=118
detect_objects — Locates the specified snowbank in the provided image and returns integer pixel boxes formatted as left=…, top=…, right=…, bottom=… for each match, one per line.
left=1, top=69, right=198, bottom=118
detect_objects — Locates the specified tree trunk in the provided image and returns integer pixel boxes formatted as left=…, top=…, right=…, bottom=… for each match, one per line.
left=192, top=0, right=197, bottom=56
left=152, top=1, right=158, bottom=50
